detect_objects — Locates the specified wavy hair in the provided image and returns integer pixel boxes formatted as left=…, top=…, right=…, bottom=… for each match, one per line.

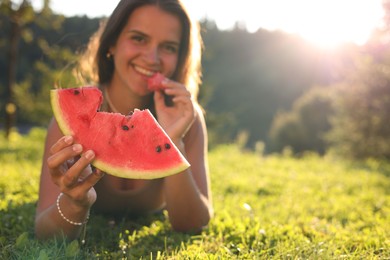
left=75, top=0, right=202, bottom=100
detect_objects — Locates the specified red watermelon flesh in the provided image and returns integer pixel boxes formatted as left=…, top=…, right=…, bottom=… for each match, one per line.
left=147, top=73, right=174, bottom=107
left=50, top=86, right=190, bottom=179
left=147, top=72, right=166, bottom=91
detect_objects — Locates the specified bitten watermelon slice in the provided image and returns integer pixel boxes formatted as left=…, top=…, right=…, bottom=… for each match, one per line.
left=147, top=73, right=174, bottom=106
left=50, top=86, right=190, bottom=179
left=147, top=72, right=166, bottom=91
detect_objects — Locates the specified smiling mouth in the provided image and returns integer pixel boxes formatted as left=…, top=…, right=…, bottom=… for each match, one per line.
left=134, top=65, right=156, bottom=77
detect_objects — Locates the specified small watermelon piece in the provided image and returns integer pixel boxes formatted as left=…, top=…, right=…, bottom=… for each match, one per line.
left=147, top=73, right=174, bottom=107
left=50, top=86, right=190, bottom=179
left=147, top=72, right=166, bottom=91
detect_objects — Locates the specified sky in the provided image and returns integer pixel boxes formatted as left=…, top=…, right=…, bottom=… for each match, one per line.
left=31, top=0, right=385, bottom=48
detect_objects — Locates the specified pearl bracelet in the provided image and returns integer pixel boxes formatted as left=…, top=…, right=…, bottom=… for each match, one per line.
left=56, top=192, right=89, bottom=226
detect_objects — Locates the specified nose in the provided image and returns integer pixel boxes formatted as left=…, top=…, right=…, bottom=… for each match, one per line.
left=143, top=45, right=161, bottom=65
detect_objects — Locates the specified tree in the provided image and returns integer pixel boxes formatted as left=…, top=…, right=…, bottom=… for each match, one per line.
left=268, top=87, right=334, bottom=155
left=0, top=0, right=36, bottom=138
left=326, top=57, right=390, bottom=159
left=322, top=1, right=390, bottom=159
left=200, top=25, right=335, bottom=149
left=0, top=0, right=82, bottom=130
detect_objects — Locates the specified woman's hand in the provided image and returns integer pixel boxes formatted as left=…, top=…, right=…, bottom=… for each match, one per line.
left=154, top=79, right=196, bottom=144
left=46, top=135, right=104, bottom=209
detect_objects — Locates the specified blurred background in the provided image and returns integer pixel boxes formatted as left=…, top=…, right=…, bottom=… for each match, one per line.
left=1, top=0, right=390, bottom=160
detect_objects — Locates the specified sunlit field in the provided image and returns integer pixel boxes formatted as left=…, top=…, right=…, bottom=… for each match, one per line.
left=0, top=129, right=389, bottom=259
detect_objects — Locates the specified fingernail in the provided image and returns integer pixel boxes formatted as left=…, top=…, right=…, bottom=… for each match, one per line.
left=64, top=136, right=73, bottom=144
left=162, top=79, right=169, bottom=85
left=85, top=150, right=94, bottom=160
left=72, top=144, right=82, bottom=153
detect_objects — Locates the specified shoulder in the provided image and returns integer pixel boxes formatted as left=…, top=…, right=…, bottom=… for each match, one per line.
left=184, top=103, right=207, bottom=146
left=194, top=103, right=206, bottom=125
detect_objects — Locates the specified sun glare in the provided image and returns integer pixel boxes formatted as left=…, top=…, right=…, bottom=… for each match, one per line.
left=289, top=0, right=384, bottom=48
left=193, top=0, right=384, bottom=49
left=33, top=0, right=385, bottom=49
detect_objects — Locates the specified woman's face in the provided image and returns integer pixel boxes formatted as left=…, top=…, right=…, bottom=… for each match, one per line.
left=109, top=5, right=182, bottom=96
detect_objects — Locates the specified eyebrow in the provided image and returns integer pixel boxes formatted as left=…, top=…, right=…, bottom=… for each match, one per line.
left=127, top=29, right=181, bottom=46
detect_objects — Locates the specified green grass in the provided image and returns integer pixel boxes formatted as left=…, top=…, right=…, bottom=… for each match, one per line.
left=1, top=128, right=389, bottom=259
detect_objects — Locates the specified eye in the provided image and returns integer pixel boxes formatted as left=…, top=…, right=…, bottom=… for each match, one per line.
left=131, top=35, right=146, bottom=44
left=162, top=43, right=179, bottom=54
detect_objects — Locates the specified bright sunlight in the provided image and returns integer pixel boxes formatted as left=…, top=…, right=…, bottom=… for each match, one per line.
left=36, top=0, right=385, bottom=49
left=186, top=0, right=385, bottom=48
left=280, top=0, right=385, bottom=48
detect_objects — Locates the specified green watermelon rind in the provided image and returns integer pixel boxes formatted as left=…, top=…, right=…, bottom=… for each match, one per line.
left=50, top=88, right=190, bottom=179
left=50, top=89, right=74, bottom=136
left=93, top=159, right=190, bottom=179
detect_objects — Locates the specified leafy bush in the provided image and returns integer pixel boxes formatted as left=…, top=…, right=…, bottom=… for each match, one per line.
left=269, top=87, right=334, bottom=155
left=326, top=58, right=390, bottom=159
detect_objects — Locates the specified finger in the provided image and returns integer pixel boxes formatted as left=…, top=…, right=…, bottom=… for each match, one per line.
left=153, top=90, right=167, bottom=109
left=62, top=150, right=95, bottom=188
left=47, top=144, right=83, bottom=170
left=161, top=78, right=185, bottom=89
left=82, top=168, right=105, bottom=190
left=66, top=155, right=81, bottom=168
left=50, top=135, right=74, bottom=155
left=154, top=89, right=164, bottom=101
left=79, top=163, right=93, bottom=179
left=172, top=95, right=193, bottom=105
left=164, top=88, right=191, bottom=99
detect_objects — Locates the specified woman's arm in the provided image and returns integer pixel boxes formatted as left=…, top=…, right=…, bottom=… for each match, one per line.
left=35, top=118, right=103, bottom=240
left=153, top=79, right=213, bottom=232
left=163, top=105, right=213, bottom=232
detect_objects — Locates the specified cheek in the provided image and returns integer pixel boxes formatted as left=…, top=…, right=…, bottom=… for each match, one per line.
left=114, top=41, right=137, bottom=59
left=164, top=55, right=179, bottom=77
left=114, top=46, right=135, bottom=66
left=113, top=55, right=127, bottom=72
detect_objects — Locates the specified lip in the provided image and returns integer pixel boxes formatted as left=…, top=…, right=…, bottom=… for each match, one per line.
left=133, top=65, right=158, bottom=77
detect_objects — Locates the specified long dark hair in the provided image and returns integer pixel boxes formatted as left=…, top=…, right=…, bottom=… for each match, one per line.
left=76, top=0, right=202, bottom=99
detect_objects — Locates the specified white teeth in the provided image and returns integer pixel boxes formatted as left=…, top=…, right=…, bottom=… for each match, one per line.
left=134, top=66, right=155, bottom=77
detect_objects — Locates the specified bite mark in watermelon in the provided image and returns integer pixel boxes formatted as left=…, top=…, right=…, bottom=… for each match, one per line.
left=147, top=72, right=166, bottom=91
left=147, top=73, right=174, bottom=106
left=50, top=86, right=190, bottom=179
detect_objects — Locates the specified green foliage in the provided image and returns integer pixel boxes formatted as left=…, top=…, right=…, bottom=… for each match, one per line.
left=327, top=57, right=390, bottom=159
left=0, top=2, right=100, bottom=127
left=14, top=47, right=79, bottom=125
left=2, top=5, right=367, bottom=151
left=269, top=87, right=334, bottom=154
left=1, top=129, right=389, bottom=258
left=3, top=1, right=390, bottom=160
left=205, top=111, right=239, bottom=149
left=201, top=25, right=335, bottom=148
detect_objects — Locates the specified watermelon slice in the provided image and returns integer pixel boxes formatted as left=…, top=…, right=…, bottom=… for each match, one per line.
left=147, top=73, right=174, bottom=106
left=147, top=72, right=166, bottom=91
left=50, top=86, right=190, bottom=179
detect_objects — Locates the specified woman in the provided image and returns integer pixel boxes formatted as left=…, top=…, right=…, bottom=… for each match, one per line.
left=35, top=0, right=212, bottom=240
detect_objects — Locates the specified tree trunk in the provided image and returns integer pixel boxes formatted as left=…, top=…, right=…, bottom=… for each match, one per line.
left=5, top=16, right=21, bottom=139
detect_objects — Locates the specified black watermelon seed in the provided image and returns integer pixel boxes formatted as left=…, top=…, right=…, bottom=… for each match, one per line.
left=156, top=145, right=162, bottom=153
left=165, top=143, right=171, bottom=150
left=74, top=89, right=80, bottom=95
left=122, top=125, right=129, bottom=131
